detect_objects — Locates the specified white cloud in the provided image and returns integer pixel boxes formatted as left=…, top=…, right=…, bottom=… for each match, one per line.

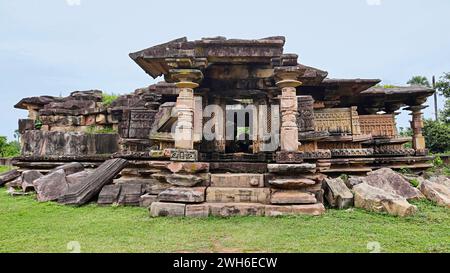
left=66, top=0, right=81, bottom=6
left=366, top=0, right=382, bottom=6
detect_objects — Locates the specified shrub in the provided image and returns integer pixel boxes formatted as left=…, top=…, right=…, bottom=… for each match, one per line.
left=102, top=93, right=119, bottom=106
left=409, top=178, right=419, bottom=188
left=423, top=119, right=450, bottom=153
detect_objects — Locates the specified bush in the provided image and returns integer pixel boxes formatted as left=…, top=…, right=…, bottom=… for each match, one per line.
left=102, top=93, right=119, bottom=106
left=0, top=137, right=20, bottom=158
left=409, top=178, right=419, bottom=188
left=423, top=119, right=450, bottom=153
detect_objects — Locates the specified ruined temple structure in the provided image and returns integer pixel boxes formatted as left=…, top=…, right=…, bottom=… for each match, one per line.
left=11, top=36, right=436, bottom=216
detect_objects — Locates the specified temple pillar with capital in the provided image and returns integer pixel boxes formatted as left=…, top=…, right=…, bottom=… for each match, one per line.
left=407, top=105, right=426, bottom=154
left=169, top=69, right=203, bottom=150
left=274, top=59, right=302, bottom=152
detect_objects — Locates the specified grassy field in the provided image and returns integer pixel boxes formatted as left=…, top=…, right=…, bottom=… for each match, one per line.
left=0, top=188, right=448, bottom=253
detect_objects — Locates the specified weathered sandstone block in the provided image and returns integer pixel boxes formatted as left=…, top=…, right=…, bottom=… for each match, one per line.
left=140, top=193, right=158, bottom=208
left=267, top=163, right=316, bottom=174
left=353, top=183, right=417, bottom=217
left=21, top=170, right=43, bottom=192
left=270, top=190, right=317, bottom=204
left=0, top=169, right=20, bottom=186
left=268, top=177, right=316, bottom=189
left=150, top=202, right=186, bottom=217
left=419, top=180, right=450, bottom=208
left=324, top=178, right=354, bottom=209
left=33, top=169, right=68, bottom=202
left=158, top=187, right=205, bottom=203
left=210, top=173, right=264, bottom=188
left=265, top=203, right=325, bottom=216
left=209, top=203, right=265, bottom=217
left=206, top=187, right=270, bottom=204
left=185, top=204, right=210, bottom=217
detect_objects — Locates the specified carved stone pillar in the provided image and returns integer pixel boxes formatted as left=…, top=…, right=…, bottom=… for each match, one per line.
left=407, top=105, right=426, bottom=153
left=169, top=69, right=203, bottom=150
left=274, top=61, right=302, bottom=152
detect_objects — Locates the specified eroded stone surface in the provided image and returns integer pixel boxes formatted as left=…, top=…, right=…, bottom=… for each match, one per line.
left=270, top=190, right=317, bottom=204
left=353, top=183, right=417, bottom=217
left=419, top=180, right=450, bottom=208
left=268, top=177, right=316, bottom=189
left=158, top=187, right=205, bottom=203
left=140, top=193, right=158, bottom=208
left=210, top=173, right=264, bottom=188
left=324, top=178, right=353, bottom=209
left=33, top=169, right=68, bottom=202
left=267, top=163, right=316, bottom=174
left=209, top=203, right=265, bottom=217
left=150, top=202, right=186, bottom=217
left=206, top=187, right=270, bottom=204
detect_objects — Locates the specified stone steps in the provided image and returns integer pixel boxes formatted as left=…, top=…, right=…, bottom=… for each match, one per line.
left=150, top=201, right=325, bottom=217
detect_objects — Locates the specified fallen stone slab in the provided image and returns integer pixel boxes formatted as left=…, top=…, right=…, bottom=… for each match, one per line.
left=66, top=170, right=93, bottom=184
left=206, top=187, right=270, bottom=204
left=209, top=203, right=265, bottom=217
left=270, top=190, right=317, bottom=204
left=185, top=204, right=210, bottom=217
left=21, top=170, right=43, bottom=192
left=59, top=158, right=128, bottom=205
left=33, top=169, right=68, bottom=202
left=118, top=183, right=143, bottom=206
left=210, top=173, right=264, bottom=188
left=364, top=168, right=423, bottom=201
left=427, top=175, right=450, bottom=188
left=267, top=163, right=316, bottom=174
left=97, top=184, right=121, bottom=205
left=268, top=177, right=316, bottom=189
left=353, top=183, right=417, bottom=217
left=324, top=177, right=353, bottom=209
left=0, top=169, right=20, bottom=186
left=150, top=202, right=186, bottom=217
left=346, top=176, right=365, bottom=189
left=265, top=203, right=325, bottom=216
left=140, top=193, right=158, bottom=208
left=419, top=180, right=450, bottom=208
left=158, top=187, right=205, bottom=203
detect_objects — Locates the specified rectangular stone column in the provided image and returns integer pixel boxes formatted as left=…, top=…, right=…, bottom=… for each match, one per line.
left=280, top=86, right=299, bottom=151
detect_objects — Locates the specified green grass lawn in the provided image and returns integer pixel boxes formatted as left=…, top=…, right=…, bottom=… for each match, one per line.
left=0, top=188, right=448, bottom=253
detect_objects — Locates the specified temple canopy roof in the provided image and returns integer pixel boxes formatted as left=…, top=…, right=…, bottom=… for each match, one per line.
left=129, top=36, right=287, bottom=78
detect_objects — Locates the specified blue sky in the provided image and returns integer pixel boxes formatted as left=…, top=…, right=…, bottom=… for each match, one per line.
left=1, top=0, right=449, bottom=140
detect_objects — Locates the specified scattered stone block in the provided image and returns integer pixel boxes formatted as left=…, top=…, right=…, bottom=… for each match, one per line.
left=267, top=163, right=316, bottom=174
left=324, top=178, right=354, bottom=209
left=150, top=202, right=186, bottom=217
left=186, top=204, right=210, bottom=217
left=210, top=173, right=264, bottom=188
left=364, top=168, right=424, bottom=201
left=270, top=190, right=317, bottom=204
left=353, top=183, right=417, bottom=217
left=158, top=187, right=205, bottom=203
left=209, top=162, right=268, bottom=173
left=66, top=170, right=92, bottom=184
left=419, top=180, right=450, bottom=208
left=33, top=169, right=68, bottom=202
left=118, top=183, right=143, bottom=206
left=98, top=184, right=121, bottom=205
left=140, top=193, right=158, bottom=208
left=0, top=169, right=20, bottom=186
left=209, top=203, right=265, bottom=217
left=206, top=187, right=270, bottom=204
left=21, top=170, right=43, bottom=192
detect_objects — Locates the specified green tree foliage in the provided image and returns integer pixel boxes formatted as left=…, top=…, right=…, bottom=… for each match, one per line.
left=0, top=136, right=20, bottom=158
left=102, top=93, right=119, bottom=106
left=407, top=75, right=431, bottom=87
left=436, top=72, right=450, bottom=97
left=422, top=119, right=450, bottom=153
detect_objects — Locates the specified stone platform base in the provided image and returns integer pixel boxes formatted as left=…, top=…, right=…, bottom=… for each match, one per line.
left=150, top=202, right=325, bottom=217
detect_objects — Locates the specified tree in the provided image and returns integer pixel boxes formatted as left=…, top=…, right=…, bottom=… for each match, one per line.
left=423, top=119, right=450, bottom=153
left=407, top=75, right=431, bottom=87
left=436, top=72, right=450, bottom=98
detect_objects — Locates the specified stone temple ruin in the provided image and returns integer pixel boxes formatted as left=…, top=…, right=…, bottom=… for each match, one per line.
left=2, top=36, right=439, bottom=216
